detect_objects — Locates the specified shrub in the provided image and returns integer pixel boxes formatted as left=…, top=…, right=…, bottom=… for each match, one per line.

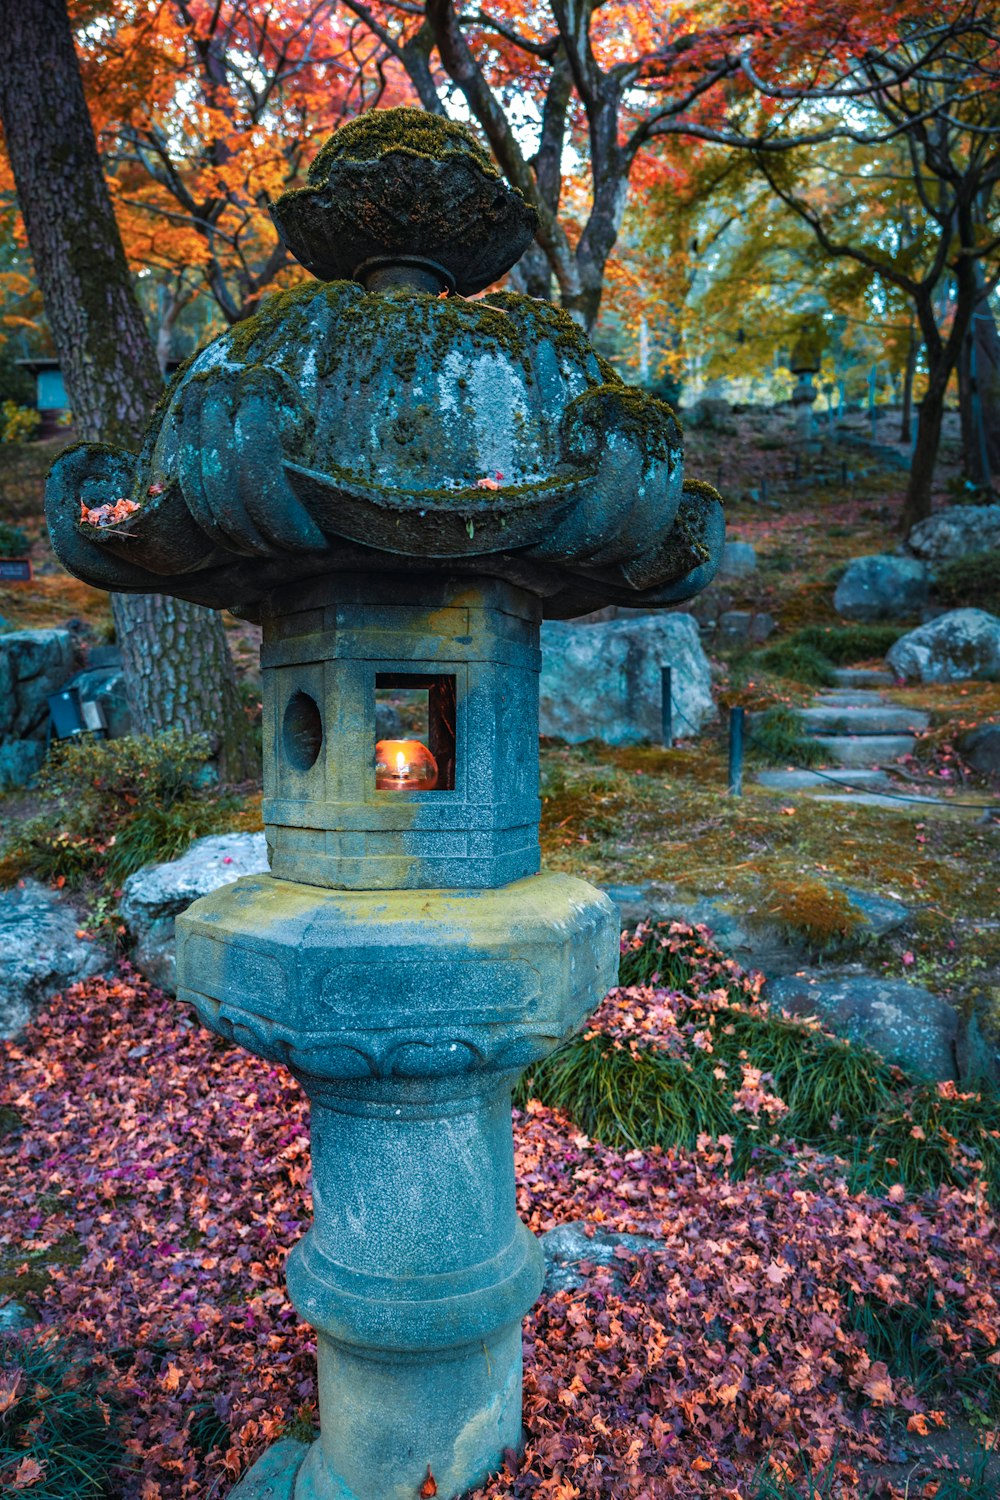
left=0, top=1330, right=129, bottom=1497
left=786, top=623, right=905, bottom=663
left=0, top=520, right=28, bottom=557
left=754, top=642, right=836, bottom=686
left=747, top=705, right=825, bottom=766
left=935, top=550, right=1000, bottom=616
left=35, top=729, right=212, bottom=809
left=0, top=400, right=41, bottom=444
left=2, top=730, right=224, bottom=887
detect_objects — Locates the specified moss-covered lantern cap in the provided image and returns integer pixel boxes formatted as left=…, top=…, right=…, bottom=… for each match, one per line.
left=270, top=108, right=539, bottom=295
left=44, top=111, right=726, bottom=620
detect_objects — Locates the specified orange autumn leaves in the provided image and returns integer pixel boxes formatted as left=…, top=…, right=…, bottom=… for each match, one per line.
left=2, top=955, right=998, bottom=1498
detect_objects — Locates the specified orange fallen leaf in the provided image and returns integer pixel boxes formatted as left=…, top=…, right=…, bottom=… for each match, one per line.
left=419, top=1467, right=437, bottom=1497
left=11, top=1457, right=45, bottom=1488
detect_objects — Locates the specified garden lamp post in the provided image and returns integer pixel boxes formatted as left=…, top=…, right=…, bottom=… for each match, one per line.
left=46, top=109, right=725, bottom=1500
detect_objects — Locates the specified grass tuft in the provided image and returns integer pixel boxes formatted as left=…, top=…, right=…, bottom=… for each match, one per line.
left=520, top=921, right=1000, bottom=1203
left=748, top=705, right=826, bottom=766
left=0, top=1331, right=129, bottom=1497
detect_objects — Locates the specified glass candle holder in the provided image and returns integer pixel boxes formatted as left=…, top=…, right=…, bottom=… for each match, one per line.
left=375, top=738, right=439, bottom=791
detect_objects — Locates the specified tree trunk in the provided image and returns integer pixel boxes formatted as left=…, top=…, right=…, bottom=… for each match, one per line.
left=958, top=272, right=1000, bottom=489
left=900, top=320, right=917, bottom=444
left=114, top=595, right=248, bottom=775
left=0, top=0, right=251, bottom=781
left=902, top=374, right=946, bottom=532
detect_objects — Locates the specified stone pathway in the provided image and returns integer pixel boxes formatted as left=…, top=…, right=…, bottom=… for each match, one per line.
left=800, top=668, right=930, bottom=767
left=758, top=667, right=943, bottom=808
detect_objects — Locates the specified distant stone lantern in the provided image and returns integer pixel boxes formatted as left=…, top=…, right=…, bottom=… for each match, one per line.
left=789, top=333, right=823, bottom=439
left=47, top=109, right=725, bottom=1500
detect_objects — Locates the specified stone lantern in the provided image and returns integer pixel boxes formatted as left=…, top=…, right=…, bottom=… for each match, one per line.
left=46, top=109, right=725, bottom=1500
left=789, top=333, right=823, bottom=442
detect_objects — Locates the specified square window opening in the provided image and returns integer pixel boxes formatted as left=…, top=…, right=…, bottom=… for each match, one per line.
left=374, top=673, right=456, bottom=791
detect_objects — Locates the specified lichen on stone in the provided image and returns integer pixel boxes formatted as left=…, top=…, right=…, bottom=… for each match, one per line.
left=309, top=108, right=499, bottom=179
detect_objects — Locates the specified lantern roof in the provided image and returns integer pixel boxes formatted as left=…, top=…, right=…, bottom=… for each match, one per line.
left=46, top=110, right=724, bottom=620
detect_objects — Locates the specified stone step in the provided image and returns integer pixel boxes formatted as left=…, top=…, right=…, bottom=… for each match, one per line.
left=811, top=689, right=891, bottom=706
left=757, top=767, right=891, bottom=792
left=811, top=733, right=917, bottom=767
left=797, top=705, right=930, bottom=736
left=832, top=668, right=896, bottom=687
left=812, top=790, right=946, bottom=810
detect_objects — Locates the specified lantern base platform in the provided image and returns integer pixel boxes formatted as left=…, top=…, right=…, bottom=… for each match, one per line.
left=227, top=1439, right=308, bottom=1499
left=176, top=869, right=617, bottom=1086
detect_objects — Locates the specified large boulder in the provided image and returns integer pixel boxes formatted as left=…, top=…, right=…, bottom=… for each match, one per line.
left=767, top=973, right=958, bottom=1081
left=907, top=505, right=1000, bottom=560
left=540, top=613, right=715, bottom=744
left=120, top=832, right=269, bottom=990
left=0, top=879, right=110, bottom=1037
left=885, top=608, right=1000, bottom=683
left=834, top=554, right=928, bottom=622
left=0, top=629, right=75, bottom=788
left=958, top=721, right=1000, bottom=777
left=717, top=540, right=757, bottom=578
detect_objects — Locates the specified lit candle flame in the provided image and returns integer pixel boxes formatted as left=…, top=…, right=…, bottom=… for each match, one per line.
left=395, top=750, right=408, bottom=776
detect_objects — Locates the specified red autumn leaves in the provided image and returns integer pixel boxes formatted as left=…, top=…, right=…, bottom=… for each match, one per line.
left=1, top=965, right=997, bottom=1499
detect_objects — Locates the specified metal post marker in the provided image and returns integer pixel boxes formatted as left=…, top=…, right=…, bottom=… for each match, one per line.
left=661, top=666, right=673, bottom=747
left=728, top=706, right=745, bottom=797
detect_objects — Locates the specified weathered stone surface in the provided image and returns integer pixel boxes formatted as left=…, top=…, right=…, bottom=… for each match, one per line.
left=750, top=612, right=776, bottom=643
left=798, top=703, right=929, bottom=735
left=834, top=554, right=928, bottom=622
left=907, top=504, right=1000, bottom=560
left=45, top=113, right=725, bottom=623
left=809, top=733, right=917, bottom=766
left=833, top=667, right=896, bottom=688
left=227, top=1439, right=309, bottom=1500
left=0, top=628, right=74, bottom=746
left=717, top=609, right=753, bottom=646
left=767, top=973, right=958, bottom=1081
left=542, top=1220, right=659, bottom=1293
left=0, top=740, right=45, bottom=791
left=718, top=540, right=757, bottom=577
left=120, top=832, right=268, bottom=991
left=958, top=722, right=1000, bottom=777
left=0, top=879, right=109, bottom=1038
left=601, top=885, right=752, bottom=953
left=177, top=870, right=617, bottom=1082
left=834, top=886, right=911, bottom=937
left=0, top=1300, right=36, bottom=1333
left=540, top=613, right=714, bottom=744
left=886, top=608, right=1000, bottom=683
left=178, top=870, right=617, bottom=1500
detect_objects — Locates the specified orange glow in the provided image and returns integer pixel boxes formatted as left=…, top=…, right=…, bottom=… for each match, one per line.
left=374, top=738, right=439, bottom=791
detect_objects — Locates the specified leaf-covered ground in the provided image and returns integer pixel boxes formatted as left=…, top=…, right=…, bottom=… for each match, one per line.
left=2, top=962, right=999, bottom=1499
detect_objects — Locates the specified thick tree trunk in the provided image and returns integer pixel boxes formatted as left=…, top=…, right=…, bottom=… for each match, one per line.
left=902, top=376, right=946, bottom=532
left=0, top=0, right=251, bottom=780
left=958, top=277, right=1000, bottom=489
left=114, top=595, right=248, bottom=775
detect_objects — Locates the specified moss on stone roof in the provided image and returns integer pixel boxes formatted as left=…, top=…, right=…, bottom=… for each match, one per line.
left=309, top=109, right=498, bottom=181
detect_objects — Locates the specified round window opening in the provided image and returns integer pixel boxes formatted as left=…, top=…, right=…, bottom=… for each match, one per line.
left=283, top=690, right=323, bottom=771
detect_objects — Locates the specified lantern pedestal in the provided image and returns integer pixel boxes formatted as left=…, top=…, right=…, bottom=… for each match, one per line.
left=177, top=872, right=617, bottom=1500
